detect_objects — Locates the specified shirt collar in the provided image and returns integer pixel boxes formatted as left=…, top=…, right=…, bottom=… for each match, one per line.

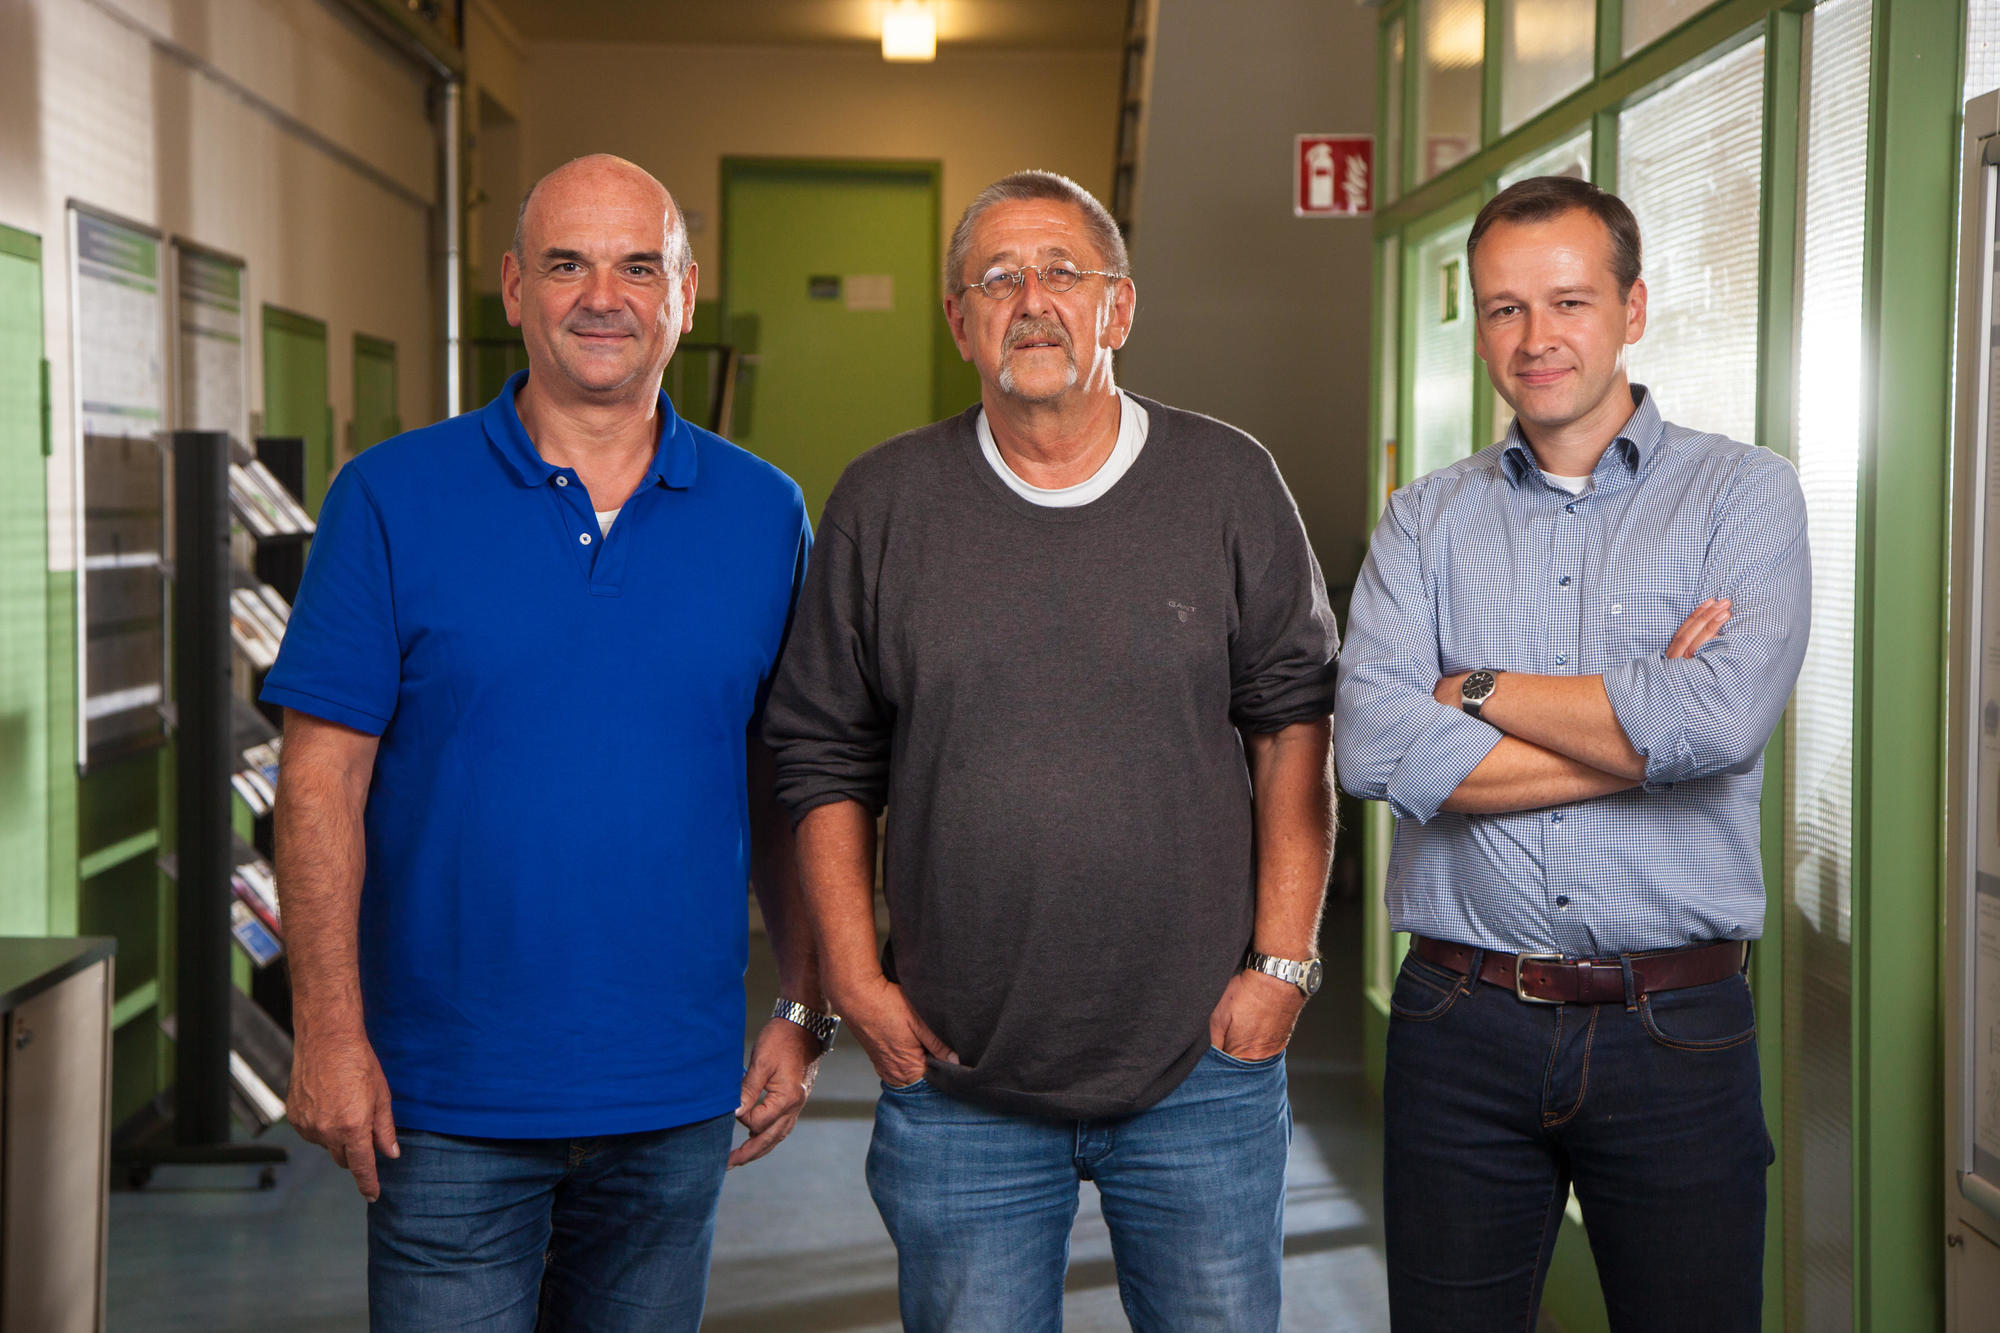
left=481, top=369, right=700, bottom=491
left=1497, top=384, right=1662, bottom=488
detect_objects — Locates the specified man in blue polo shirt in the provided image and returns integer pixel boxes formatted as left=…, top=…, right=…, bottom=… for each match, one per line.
left=264, top=154, right=833, bottom=1332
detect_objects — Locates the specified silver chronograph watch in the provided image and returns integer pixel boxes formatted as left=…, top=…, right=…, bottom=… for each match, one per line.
left=1243, top=950, right=1324, bottom=1000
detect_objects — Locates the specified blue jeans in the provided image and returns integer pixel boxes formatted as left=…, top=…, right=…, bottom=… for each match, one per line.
left=367, top=1115, right=733, bottom=1332
left=866, top=1045, right=1292, bottom=1333
left=1383, top=948, right=1771, bottom=1333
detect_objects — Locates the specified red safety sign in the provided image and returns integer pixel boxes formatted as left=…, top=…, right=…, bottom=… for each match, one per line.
left=1295, top=134, right=1373, bottom=218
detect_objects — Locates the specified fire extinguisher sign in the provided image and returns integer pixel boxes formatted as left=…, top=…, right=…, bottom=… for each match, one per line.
left=1295, top=134, right=1373, bottom=218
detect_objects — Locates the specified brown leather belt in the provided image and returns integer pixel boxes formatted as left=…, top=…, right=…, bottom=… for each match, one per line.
left=1411, top=935, right=1749, bottom=1006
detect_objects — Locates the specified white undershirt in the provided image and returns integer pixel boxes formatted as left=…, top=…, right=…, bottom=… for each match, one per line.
left=595, top=507, right=621, bottom=535
left=1544, top=472, right=1592, bottom=496
left=976, top=391, right=1150, bottom=507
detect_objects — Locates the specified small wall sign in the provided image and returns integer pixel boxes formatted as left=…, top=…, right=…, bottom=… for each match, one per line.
left=1296, top=134, right=1373, bottom=218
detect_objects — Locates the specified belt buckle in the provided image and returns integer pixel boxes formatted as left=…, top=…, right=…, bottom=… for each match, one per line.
left=1513, top=952, right=1566, bottom=1005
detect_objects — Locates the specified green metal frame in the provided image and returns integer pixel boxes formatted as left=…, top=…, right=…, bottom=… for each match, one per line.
left=1367, top=0, right=1966, bottom=1326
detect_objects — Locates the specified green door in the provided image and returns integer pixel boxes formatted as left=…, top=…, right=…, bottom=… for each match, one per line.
left=722, top=162, right=941, bottom=521
left=0, top=226, right=48, bottom=934
left=263, top=306, right=332, bottom=513
left=352, top=333, right=401, bottom=457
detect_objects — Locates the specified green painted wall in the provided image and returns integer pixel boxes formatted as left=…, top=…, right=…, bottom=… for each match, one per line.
left=0, top=227, right=48, bottom=935
left=722, top=160, right=944, bottom=522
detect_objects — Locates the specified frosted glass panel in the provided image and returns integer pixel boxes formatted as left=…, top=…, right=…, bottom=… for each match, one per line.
left=1502, top=0, right=1595, bottom=131
left=1786, top=0, right=1869, bottom=1325
left=1419, top=0, right=1484, bottom=182
left=1619, top=40, right=1765, bottom=445
left=1412, top=220, right=1476, bottom=479
left=1499, top=126, right=1591, bottom=188
left=1624, top=0, right=1722, bottom=56
left=1969, top=0, right=2000, bottom=109
left=1385, top=16, right=1406, bottom=203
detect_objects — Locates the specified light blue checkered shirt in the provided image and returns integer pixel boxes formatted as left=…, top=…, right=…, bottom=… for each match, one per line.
left=1335, top=387, right=1810, bottom=956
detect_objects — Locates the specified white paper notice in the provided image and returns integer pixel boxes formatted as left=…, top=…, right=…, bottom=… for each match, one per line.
left=845, top=274, right=895, bottom=312
left=1978, top=893, right=2000, bottom=1159
left=74, top=212, right=164, bottom=439
left=176, top=247, right=246, bottom=440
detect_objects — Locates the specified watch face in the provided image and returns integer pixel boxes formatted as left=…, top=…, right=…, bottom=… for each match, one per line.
left=1303, top=958, right=1324, bottom=995
left=1463, top=670, right=1498, bottom=702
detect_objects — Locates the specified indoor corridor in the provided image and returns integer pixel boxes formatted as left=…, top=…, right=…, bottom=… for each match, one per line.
left=103, top=899, right=1394, bottom=1333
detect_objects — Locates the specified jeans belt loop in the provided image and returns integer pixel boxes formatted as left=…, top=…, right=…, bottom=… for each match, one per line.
left=1464, top=947, right=1485, bottom=997
left=1617, top=953, right=1638, bottom=1011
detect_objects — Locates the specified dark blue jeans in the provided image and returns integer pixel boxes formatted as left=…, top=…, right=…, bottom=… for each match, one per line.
left=367, top=1115, right=733, bottom=1332
left=1383, top=948, right=1771, bottom=1333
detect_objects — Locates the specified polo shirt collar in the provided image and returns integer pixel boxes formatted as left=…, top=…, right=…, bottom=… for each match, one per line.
left=1497, top=383, right=1661, bottom=489
left=481, top=369, right=700, bottom=491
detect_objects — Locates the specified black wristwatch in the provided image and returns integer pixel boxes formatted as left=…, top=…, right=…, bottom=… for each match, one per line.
left=1460, top=669, right=1501, bottom=720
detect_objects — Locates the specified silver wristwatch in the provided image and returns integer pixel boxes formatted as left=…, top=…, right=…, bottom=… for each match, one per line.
left=1243, top=950, right=1324, bottom=999
left=1459, top=669, right=1501, bottom=720
left=772, top=998, right=841, bottom=1053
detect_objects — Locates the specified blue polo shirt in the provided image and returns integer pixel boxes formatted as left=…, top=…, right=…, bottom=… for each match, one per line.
left=262, top=370, right=810, bottom=1137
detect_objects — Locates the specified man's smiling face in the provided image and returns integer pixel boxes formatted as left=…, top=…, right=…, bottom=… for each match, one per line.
left=1471, top=207, right=1647, bottom=444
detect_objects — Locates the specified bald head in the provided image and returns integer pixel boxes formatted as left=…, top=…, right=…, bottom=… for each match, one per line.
left=512, top=154, right=690, bottom=276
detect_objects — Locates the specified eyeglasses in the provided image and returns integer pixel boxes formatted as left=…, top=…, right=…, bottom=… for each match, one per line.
left=960, top=262, right=1124, bottom=299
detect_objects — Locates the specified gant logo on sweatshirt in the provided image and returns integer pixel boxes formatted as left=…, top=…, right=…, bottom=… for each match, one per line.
left=1167, top=600, right=1196, bottom=624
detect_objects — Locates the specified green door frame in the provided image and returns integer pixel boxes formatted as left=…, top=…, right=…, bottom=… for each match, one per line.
left=717, top=156, right=967, bottom=424
left=262, top=304, right=333, bottom=512
left=1364, top=0, right=1965, bottom=1325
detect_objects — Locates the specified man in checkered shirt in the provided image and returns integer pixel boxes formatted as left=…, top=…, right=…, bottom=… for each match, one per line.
left=1336, top=175, right=1809, bottom=1332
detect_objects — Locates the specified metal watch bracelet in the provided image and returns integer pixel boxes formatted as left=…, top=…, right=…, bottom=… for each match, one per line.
left=771, top=998, right=841, bottom=1053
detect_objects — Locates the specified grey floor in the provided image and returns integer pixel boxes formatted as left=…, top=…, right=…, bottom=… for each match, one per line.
left=106, top=898, right=1389, bottom=1332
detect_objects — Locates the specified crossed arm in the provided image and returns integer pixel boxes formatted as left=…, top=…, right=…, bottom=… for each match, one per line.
left=1431, top=599, right=1731, bottom=814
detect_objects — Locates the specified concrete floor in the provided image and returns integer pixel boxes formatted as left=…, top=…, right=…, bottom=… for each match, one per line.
left=106, top=898, right=1389, bottom=1331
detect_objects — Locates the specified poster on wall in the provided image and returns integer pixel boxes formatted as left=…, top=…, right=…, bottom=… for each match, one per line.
left=172, top=241, right=248, bottom=443
left=68, top=203, right=169, bottom=770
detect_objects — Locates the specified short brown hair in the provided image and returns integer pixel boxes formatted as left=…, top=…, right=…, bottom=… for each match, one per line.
left=944, top=171, right=1128, bottom=298
left=1467, top=175, right=1642, bottom=297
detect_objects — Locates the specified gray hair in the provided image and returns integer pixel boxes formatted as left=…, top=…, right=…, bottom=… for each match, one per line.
left=943, top=171, right=1128, bottom=298
left=511, top=159, right=692, bottom=276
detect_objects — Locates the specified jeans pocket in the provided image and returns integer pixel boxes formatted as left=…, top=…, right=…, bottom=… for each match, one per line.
left=1388, top=953, right=1467, bottom=1022
left=1207, top=1045, right=1286, bottom=1070
left=1638, top=974, right=1756, bottom=1052
left=880, top=1077, right=930, bottom=1094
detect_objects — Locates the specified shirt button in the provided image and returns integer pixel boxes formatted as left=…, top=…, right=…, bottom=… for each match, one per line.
left=1552, top=812, right=1564, bottom=823
left=1559, top=575, right=1572, bottom=586
left=1565, top=503, right=1576, bottom=514
left=1556, top=895, right=1571, bottom=908
left=555, top=476, right=569, bottom=487
left=1556, top=654, right=1567, bottom=665
left=579, top=532, right=592, bottom=546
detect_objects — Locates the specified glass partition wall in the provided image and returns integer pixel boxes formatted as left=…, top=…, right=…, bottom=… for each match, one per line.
left=1365, top=0, right=1954, bottom=1326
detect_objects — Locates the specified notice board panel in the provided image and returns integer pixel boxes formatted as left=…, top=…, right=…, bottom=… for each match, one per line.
left=68, top=203, right=167, bottom=770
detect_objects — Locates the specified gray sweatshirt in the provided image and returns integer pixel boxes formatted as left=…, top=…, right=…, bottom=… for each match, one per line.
left=763, top=397, right=1340, bottom=1119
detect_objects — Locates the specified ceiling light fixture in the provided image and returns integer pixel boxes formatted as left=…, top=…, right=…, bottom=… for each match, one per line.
left=882, top=0, right=937, bottom=61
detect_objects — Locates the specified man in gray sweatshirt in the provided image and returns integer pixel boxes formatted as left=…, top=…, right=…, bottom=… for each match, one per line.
left=762, top=170, right=1340, bottom=1333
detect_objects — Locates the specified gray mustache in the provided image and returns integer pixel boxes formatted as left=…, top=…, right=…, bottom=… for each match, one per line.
left=1004, top=319, right=1071, bottom=355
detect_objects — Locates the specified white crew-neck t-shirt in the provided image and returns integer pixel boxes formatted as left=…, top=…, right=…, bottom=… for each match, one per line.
left=976, top=391, right=1151, bottom=508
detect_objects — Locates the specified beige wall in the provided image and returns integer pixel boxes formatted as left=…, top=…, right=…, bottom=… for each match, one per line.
left=1121, top=0, right=1378, bottom=590
left=507, top=41, right=1122, bottom=301
left=0, top=0, right=440, bottom=568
